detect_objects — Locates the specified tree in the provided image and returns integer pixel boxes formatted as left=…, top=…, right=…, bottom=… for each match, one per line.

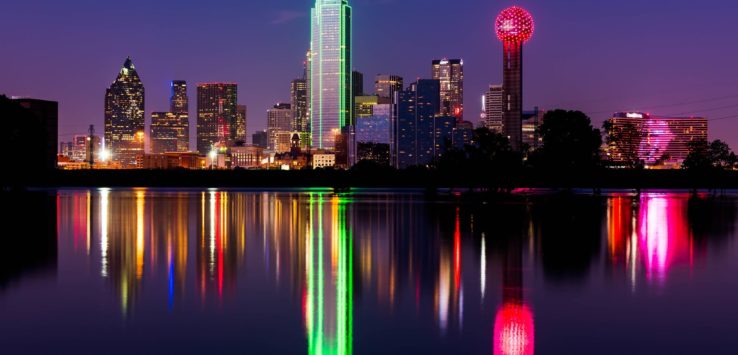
left=529, top=110, right=602, bottom=170
left=602, top=120, right=643, bottom=169
left=437, top=127, right=520, bottom=172
left=683, top=139, right=737, bottom=171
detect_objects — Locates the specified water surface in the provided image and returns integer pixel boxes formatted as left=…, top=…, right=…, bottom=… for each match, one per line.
left=1, top=189, right=737, bottom=354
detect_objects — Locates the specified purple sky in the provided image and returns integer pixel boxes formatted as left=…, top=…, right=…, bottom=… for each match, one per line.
left=2, top=0, right=738, bottom=149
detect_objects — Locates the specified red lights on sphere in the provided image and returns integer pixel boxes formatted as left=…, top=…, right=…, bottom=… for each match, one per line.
left=495, top=6, right=535, bottom=43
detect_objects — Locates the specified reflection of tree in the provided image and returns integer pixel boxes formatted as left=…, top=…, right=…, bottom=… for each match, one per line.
left=688, top=195, right=737, bottom=249
left=532, top=195, right=604, bottom=283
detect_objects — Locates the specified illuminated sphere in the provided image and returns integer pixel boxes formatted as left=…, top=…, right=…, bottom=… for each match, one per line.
left=495, top=6, right=535, bottom=43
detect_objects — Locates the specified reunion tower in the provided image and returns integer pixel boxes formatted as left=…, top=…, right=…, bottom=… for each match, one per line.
left=496, top=6, right=534, bottom=152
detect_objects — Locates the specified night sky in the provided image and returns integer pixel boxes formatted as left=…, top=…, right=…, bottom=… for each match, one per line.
left=2, top=0, right=738, bottom=149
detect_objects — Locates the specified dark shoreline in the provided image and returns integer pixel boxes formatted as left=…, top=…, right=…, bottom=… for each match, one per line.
left=7, top=169, right=738, bottom=190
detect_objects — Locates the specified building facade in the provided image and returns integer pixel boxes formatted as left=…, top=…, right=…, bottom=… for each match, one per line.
left=104, top=57, right=145, bottom=167
left=236, top=105, right=248, bottom=144
left=605, top=112, right=708, bottom=168
left=291, top=78, right=309, bottom=133
left=252, top=130, right=268, bottom=148
left=197, top=83, right=238, bottom=153
left=267, top=103, right=293, bottom=151
left=374, top=74, right=403, bottom=103
left=482, top=84, right=504, bottom=133
left=394, top=80, right=441, bottom=169
left=310, top=0, right=353, bottom=150
left=151, top=112, right=181, bottom=154
left=432, top=59, right=464, bottom=119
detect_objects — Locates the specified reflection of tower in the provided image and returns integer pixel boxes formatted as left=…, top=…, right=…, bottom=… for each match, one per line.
left=304, top=194, right=354, bottom=355
left=495, top=7, right=534, bottom=152
left=493, top=221, right=534, bottom=355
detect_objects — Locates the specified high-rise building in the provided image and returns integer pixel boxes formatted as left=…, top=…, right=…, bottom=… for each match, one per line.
left=252, top=130, right=268, bottom=149
left=291, top=78, right=309, bottom=133
left=105, top=57, right=145, bottom=167
left=356, top=103, right=391, bottom=145
left=169, top=80, right=190, bottom=151
left=496, top=6, right=535, bottom=151
left=374, top=74, right=403, bottom=103
left=483, top=85, right=504, bottom=133
left=432, top=59, right=464, bottom=119
left=267, top=103, right=293, bottom=151
left=605, top=112, right=708, bottom=168
left=151, top=112, right=183, bottom=154
left=522, top=108, right=545, bottom=151
left=170, top=80, right=188, bottom=114
left=353, top=70, right=364, bottom=96
left=310, top=0, right=353, bottom=150
left=196, top=83, right=238, bottom=153
left=394, top=79, right=441, bottom=169
left=236, top=105, right=248, bottom=144
left=10, top=97, right=58, bottom=171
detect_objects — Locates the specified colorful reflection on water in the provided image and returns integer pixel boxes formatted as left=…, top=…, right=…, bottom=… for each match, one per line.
left=1, top=190, right=738, bottom=354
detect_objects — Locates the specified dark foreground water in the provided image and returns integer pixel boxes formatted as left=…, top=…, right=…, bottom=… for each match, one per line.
left=1, top=189, right=737, bottom=354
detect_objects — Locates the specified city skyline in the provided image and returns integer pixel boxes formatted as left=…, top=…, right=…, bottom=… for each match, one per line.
left=2, top=0, right=738, bottom=150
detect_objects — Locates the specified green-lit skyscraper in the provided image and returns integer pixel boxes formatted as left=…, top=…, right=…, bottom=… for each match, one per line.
left=310, top=0, right=353, bottom=151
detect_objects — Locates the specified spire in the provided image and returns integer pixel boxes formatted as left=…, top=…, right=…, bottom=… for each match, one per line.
left=123, top=56, right=135, bottom=70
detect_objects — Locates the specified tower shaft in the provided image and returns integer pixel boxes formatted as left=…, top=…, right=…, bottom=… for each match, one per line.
left=503, top=41, right=523, bottom=152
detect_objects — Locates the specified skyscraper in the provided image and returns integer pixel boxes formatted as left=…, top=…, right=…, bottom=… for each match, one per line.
left=252, top=130, right=268, bottom=149
left=483, top=84, right=504, bottom=133
left=310, top=0, right=353, bottom=150
left=105, top=57, right=145, bottom=167
left=267, top=103, right=293, bottom=151
left=394, top=80, right=441, bottom=169
left=432, top=59, right=464, bottom=119
left=236, top=105, right=248, bottom=144
left=291, top=78, right=309, bottom=133
left=374, top=74, right=403, bottom=103
left=150, top=112, right=181, bottom=154
left=170, top=80, right=190, bottom=151
left=196, top=83, right=237, bottom=154
left=352, top=70, right=364, bottom=96
left=170, top=80, right=188, bottom=114
left=496, top=7, right=535, bottom=151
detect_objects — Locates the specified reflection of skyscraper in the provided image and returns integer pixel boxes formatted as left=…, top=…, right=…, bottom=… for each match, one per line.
left=304, top=194, right=354, bottom=355
left=105, top=57, right=145, bottom=167
left=432, top=59, right=464, bottom=119
left=197, top=83, right=238, bottom=153
left=310, top=0, right=353, bottom=150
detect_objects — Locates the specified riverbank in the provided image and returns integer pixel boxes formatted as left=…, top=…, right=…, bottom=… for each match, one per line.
left=7, top=168, right=738, bottom=190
